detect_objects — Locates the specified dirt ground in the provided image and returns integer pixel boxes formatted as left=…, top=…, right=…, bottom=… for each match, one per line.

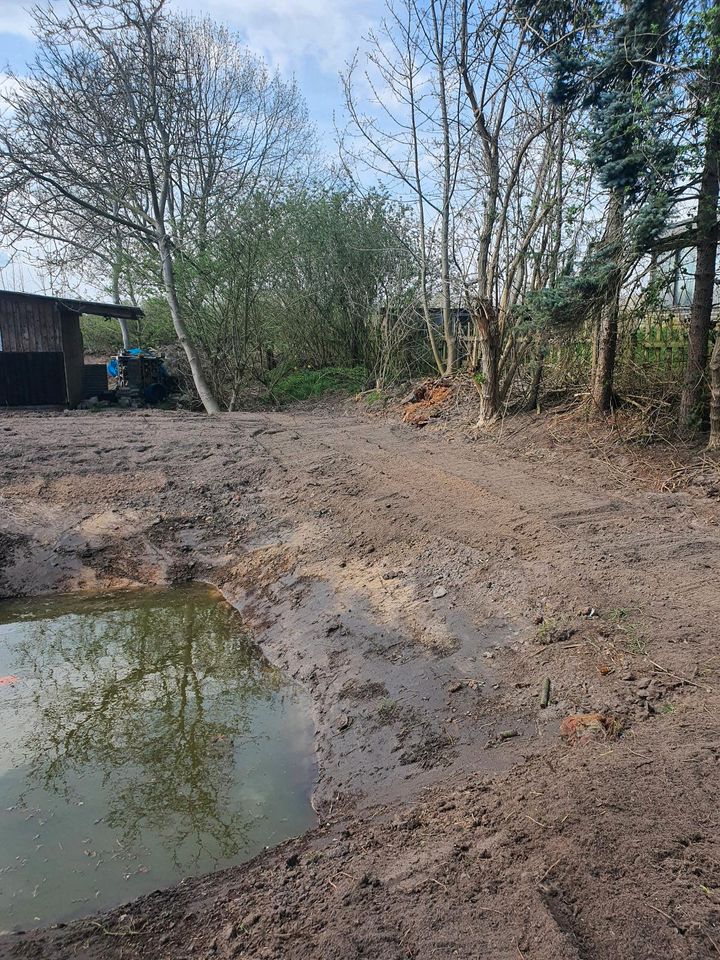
left=1, top=398, right=719, bottom=959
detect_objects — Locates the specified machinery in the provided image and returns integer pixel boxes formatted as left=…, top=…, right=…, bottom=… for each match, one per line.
left=107, top=348, right=169, bottom=403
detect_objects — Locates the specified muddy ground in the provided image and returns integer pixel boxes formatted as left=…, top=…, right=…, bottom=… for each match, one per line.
left=0, top=400, right=719, bottom=959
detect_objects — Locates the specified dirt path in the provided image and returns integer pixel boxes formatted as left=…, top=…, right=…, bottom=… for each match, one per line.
left=1, top=405, right=719, bottom=959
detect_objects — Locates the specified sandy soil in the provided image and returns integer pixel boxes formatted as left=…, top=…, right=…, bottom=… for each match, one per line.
left=0, top=401, right=719, bottom=959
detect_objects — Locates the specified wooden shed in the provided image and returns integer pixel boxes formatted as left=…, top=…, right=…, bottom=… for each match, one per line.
left=0, top=290, right=143, bottom=407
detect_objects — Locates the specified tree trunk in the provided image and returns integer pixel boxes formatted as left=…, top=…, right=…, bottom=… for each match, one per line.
left=680, top=8, right=720, bottom=431
left=591, top=190, right=624, bottom=415
left=474, top=298, right=500, bottom=424
left=528, top=340, right=546, bottom=411
left=117, top=317, right=131, bottom=350
left=708, top=332, right=720, bottom=448
left=430, top=0, right=455, bottom=377
left=111, top=238, right=131, bottom=350
left=158, top=235, right=220, bottom=414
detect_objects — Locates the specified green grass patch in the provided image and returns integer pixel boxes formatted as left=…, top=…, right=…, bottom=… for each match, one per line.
left=270, top=366, right=368, bottom=404
left=364, top=388, right=385, bottom=406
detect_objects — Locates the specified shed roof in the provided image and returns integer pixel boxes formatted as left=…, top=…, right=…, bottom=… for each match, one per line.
left=0, top=289, right=144, bottom=321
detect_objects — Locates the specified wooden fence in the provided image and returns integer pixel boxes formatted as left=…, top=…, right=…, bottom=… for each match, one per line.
left=545, top=310, right=705, bottom=394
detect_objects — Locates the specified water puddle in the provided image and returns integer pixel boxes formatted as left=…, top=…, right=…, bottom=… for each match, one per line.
left=0, top=584, right=316, bottom=932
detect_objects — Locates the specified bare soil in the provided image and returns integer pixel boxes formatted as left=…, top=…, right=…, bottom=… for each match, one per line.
left=1, top=400, right=719, bottom=959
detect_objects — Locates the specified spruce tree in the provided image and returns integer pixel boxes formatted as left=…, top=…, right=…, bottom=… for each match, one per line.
left=518, top=0, right=680, bottom=413
left=681, top=0, right=720, bottom=435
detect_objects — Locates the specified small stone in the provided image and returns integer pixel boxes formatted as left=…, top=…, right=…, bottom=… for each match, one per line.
left=448, top=682, right=463, bottom=693
left=358, top=872, right=380, bottom=888
left=636, top=677, right=651, bottom=689
left=396, top=813, right=421, bottom=831
left=433, top=586, right=448, bottom=599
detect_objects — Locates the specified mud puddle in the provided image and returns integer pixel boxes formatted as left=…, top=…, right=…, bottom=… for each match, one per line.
left=0, top=583, right=316, bottom=933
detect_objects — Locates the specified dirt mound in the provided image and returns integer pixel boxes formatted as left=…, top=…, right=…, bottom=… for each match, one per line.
left=401, top=379, right=454, bottom=426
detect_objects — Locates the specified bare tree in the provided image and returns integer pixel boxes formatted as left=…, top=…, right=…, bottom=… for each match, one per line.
left=342, top=0, right=576, bottom=408
left=457, top=0, right=569, bottom=422
left=0, top=0, right=308, bottom=413
left=341, top=0, right=462, bottom=376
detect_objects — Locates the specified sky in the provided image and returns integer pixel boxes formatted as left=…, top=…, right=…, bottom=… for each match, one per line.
left=0, top=0, right=384, bottom=136
left=0, top=0, right=385, bottom=290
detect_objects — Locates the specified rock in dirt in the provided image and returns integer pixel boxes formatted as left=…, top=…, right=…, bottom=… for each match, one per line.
left=537, top=624, right=576, bottom=645
left=433, top=585, right=448, bottom=599
left=337, top=713, right=353, bottom=732
left=394, top=813, right=422, bottom=831
left=499, top=729, right=519, bottom=741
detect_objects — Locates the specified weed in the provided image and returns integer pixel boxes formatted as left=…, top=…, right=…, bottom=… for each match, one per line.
left=364, top=389, right=384, bottom=406
left=620, top=624, right=649, bottom=657
left=269, top=366, right=368, bottom=404
left=605, top=608, right=630, bottom=623
left=536, top=618, right=558, bottom=643
left=376, top=697, right=401, bottom=724
left=601, top=607, right=649, bottom=656
left=535, top=616, right=575, bottom=645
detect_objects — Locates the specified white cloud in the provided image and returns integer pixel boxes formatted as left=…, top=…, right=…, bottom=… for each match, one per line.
left=0, top=72, right=21, bottom=95
left=174, top=0, right=378, bottom=74
left=0, top=72, right=22, bottom=119
left=0, top=2, right=35, bottom=38
left=1, top=0, right=379, bottom=75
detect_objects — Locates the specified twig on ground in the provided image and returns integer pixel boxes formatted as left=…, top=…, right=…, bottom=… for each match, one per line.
left=89, top=921, right=142, bottom=937
left=646, top=657, right=708, bottom=691
left=524, top=814, right=550, bottom=829
left=646, top=903, right=686, bottom=934
left=539, top=858, right=562, bottom=882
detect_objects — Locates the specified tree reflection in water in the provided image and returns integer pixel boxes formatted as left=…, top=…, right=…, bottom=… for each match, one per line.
left=4, top=585, right=292, bottom=868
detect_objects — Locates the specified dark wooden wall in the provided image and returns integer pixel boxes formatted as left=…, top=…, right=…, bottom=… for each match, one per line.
left=0, top=293, right=90, bottom=407
left=0, top=353, right=67, bottom=406
left=83, top=363, right=109, bottom=397
left=0, top=293, right=62, bottom=352
left=59, top=308, right=85, bottom=406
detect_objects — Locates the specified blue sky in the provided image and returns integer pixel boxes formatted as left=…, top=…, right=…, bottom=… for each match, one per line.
left=0, top=0, right=383, bottom=143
